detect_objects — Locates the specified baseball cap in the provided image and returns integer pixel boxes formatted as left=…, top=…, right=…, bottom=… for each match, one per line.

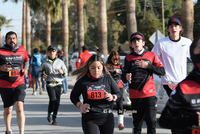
left=130, top=32, right=144, bottom=42
left=57, top=50, right=63, bottom=54
left=82, top=45, right=88, bottom=51
left=47, top=45, right=57, bottom=51
left=168, top=17, right=181, bottom=26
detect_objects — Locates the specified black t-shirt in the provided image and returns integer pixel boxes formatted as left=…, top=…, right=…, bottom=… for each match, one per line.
left=70, top=74, right=121, bottom=119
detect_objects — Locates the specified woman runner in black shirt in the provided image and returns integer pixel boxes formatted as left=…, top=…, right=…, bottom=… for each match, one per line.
left=70, top=54, right=121, bottom=134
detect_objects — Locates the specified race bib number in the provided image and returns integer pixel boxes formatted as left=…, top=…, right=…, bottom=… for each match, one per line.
left=192, top=127, right=200, bottom=134
left=9, top=70, right=20, bottom=77
left=87, top=85, right=106, bottom=100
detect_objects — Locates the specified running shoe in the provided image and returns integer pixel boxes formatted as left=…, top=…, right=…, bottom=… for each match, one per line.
left=32, top=91, right=36, bottom=95
left=39, top=87, right=42, bottom=95
left=47, top=112, right=53, bottom=123
left=52, top=120, right=57, bottom=125
left=5, top=131, right=12, bottom=134
left=118, top=123, right=124, bottom=130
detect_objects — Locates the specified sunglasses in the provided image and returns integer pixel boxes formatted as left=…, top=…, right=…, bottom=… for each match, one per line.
left=112, top=58, right=117, bottom=62
left=48, top=49, right=56, bottom=53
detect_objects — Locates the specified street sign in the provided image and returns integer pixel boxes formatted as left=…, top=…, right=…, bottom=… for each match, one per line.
left=149, top=30, right=165, bottom=45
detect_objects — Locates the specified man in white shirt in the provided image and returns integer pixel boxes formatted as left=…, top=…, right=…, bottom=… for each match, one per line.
left=152, top=17, right=192, bottom=96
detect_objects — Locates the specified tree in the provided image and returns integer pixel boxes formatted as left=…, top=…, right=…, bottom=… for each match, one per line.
left=193, top=0, right=200, bottom=39
left=0, top=15, right=12, bottom=47
left=126, top=0, right=137, bottom=40
left=62, top=0, right=69, bottom=66
left=26, top=0, right=31, bottom=55
left=98, top=0, right=108, bottom=57
left=181, top=0, right=194, bottom=41
left=77, top=0, right=84, bottom=54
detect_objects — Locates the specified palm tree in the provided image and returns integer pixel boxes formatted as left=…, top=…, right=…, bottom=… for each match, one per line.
left=29, top=0, right=62, bottom=47
left=26, top=0, right=31, bottom=55
left=181, top=0, right=194, bottom=41
left=0, top=15, right=12, bottom=47
left=62, top=0, right=69, bottom=67
left=98, top=0, right=108, bottom=57
left=77, top=0, right=84, bottom=54
left=126, top=0, right=137, bottom=39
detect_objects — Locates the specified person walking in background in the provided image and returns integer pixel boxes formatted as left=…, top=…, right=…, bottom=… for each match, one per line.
left=70, top=54, right=121, bottom=134
left=106, top=50, right=125, bottom=130
left=0, top=31, right=29, bottom=134
left=30, top=48, right=43, bottom=95
left=159, top=37, right=200, bottom=134
left=39, top=45, right=68, bottom=125
left=122, top=32, right=165, bottom=134
left=76, top=45, right=92, bottom=69
left=28, top=54, right=32, bottom=88
left=96, top=48, right=104, bottom=58
left=57, top=50, right=68, bottom=94
left=151, top=17, right=192, bottom=96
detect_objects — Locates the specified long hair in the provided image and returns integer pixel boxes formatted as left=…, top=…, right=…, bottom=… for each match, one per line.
left=106, top=51, right=120, bottom=68
left=71, top=54, right=110, bottom=80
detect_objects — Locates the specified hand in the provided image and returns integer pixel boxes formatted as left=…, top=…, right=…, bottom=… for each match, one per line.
left=135, top=60, right=148, bottom=69
left=0, top=64, right=12, bottom=72
left=22, top=68, right=28, bottom=75
left=80, top=103, right=90, bottom=114
left=105, top=92, right=113, bottom=102
left=58, top=69, right=64, bottom=74
left=126, top=73, right=132, bottom=81
left=42, top=74, right=48, bottom=80
left=197, top=112, right=200, bottom=126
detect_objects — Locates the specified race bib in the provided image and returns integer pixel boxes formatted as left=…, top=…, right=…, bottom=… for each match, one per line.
left=192, top=126, right=200, bottom=134
left=9, top=70, right=20, bottom=77
left=87, top=85, right=106, bottom=100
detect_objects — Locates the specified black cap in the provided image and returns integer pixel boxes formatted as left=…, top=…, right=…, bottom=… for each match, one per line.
left=168, top=17, right=181, bottom=26
left=82, top=45, right=88, bottom=51
left=47, top=45, right=57, bottom=51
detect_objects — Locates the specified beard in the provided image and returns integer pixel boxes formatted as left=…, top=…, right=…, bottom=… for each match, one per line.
left=6, top=42, right=16, bottom=50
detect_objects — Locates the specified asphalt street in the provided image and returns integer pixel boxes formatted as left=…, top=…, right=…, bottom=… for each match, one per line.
left=0, top=76, right=171, bottom=134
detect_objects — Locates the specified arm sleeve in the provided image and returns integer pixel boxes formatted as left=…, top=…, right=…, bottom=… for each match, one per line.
left=110, top=76, right=121, bottom=102
left=70, top=80, right=82, bottom=106
left=159, top=86, right=199, bottom=129
left=61, top=61, right=68, bottom=77
left=121, top=58, right=129, bottom=83
left=24, top=61, right=29, bottom=70
left=147, top=53, right=165, bottom=76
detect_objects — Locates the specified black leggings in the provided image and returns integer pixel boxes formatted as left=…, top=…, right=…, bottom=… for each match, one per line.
left=116, top=88, right=124, bottom=115
left=82, top=113, right=114, bottom=134
left=46, top=85, right=61, bottom=117
left=131, top=96, right=157, bottom=134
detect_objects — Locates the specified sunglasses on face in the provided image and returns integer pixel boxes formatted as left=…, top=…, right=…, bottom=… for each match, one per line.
left=112, top=58, right=117, bottom=62
left=48, top=49, right=56, bottom=53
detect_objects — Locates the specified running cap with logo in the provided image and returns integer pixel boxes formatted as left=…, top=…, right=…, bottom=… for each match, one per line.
left=168, top=17, right=181, bottom=26
left=47, top=45, right=57, bottom=51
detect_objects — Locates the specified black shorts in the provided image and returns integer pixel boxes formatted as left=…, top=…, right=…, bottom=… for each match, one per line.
left=0, top=84, right=26, bottom=108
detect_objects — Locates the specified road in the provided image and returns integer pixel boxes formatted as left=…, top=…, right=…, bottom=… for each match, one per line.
left=0, top=86, right=171, bottom=134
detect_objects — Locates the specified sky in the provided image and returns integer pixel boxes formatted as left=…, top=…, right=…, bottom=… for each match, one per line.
left=0, top=0, right=198, bottom=42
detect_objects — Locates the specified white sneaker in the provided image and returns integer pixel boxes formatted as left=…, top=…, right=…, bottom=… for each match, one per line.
left=39, top=87, right=42, bottom=95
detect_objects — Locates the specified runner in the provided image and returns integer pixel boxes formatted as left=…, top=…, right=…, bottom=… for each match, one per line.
left=0, top=31, right=29, bottom=134
left=122, top=32, right=165, bottom=134
left=106, top=50, right=125, bottom=130
left=70, top=54, right=121, bottom=134
left=39, top=45, right=68, bottom=125
left=151, top=17, right=192, bottom=96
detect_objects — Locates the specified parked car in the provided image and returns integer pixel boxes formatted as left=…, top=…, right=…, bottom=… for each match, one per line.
left=69, top=51, right=96, bottom=71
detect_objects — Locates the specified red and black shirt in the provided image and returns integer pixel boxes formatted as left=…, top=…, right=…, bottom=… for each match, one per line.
left=122, top=50, right=165, bottom=99
left=0, top=45, right=29, bottom=88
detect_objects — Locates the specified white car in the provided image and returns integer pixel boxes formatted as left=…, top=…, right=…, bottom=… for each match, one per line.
left=69, top=51, right=96, bottom=71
